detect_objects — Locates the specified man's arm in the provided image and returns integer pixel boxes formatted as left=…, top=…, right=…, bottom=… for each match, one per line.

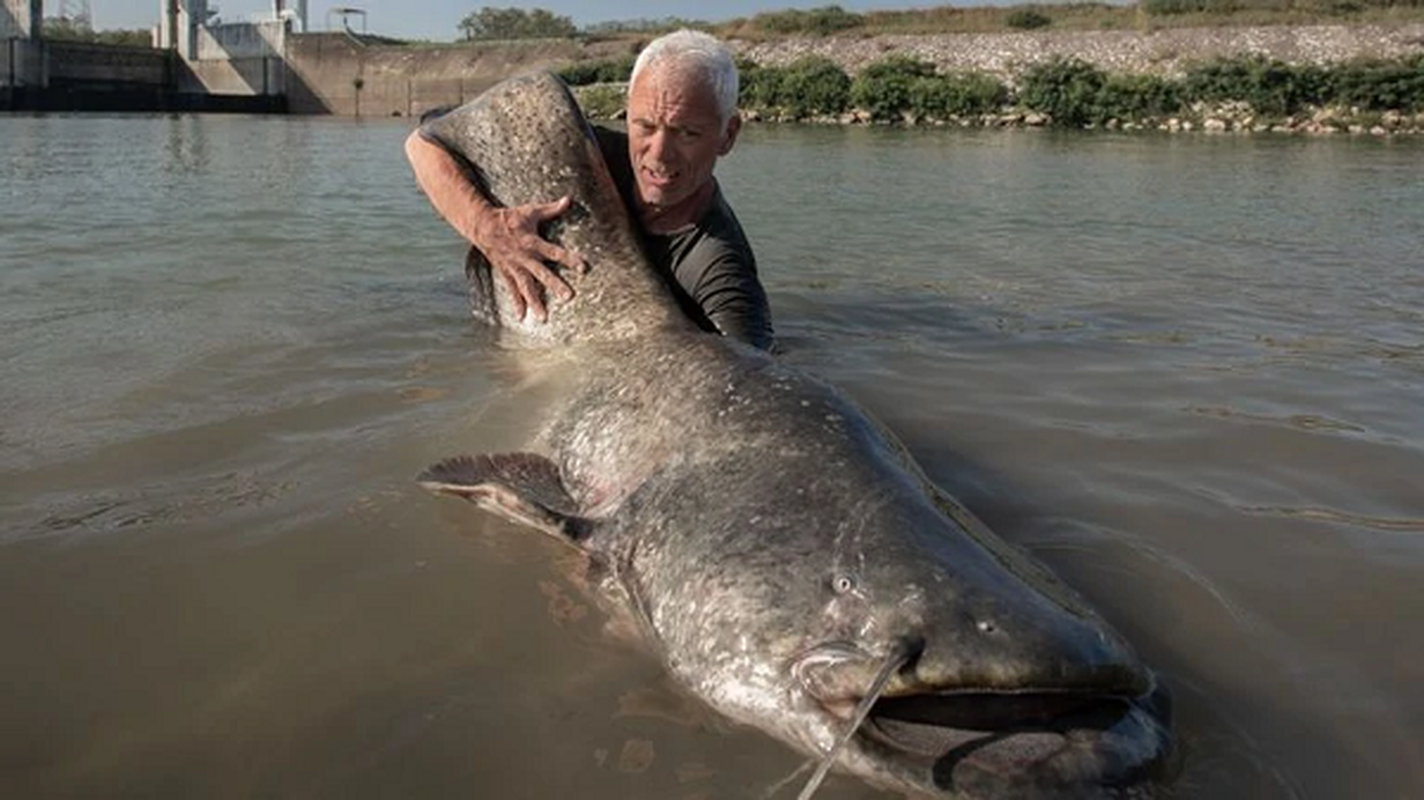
left=404, top=128, right=585, bottom=322
left=695, top=253, right=775, bottom=351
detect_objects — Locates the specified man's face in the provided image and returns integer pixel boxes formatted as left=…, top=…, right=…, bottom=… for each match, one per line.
left=625, top=66, right=740, bottom=213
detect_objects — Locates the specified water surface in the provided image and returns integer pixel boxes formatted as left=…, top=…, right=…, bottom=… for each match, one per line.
left=2, top=114, right=1421, bottom=799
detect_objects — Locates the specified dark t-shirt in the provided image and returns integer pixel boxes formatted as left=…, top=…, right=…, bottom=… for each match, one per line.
left=418, top=113, right=773, bottom=350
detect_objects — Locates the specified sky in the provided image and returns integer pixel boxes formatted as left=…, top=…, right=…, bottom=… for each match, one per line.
left=82, top=1, right=1014, bottom=42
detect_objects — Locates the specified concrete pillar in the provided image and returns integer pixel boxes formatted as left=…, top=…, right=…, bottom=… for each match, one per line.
left=183, top=0, right=203, bottom=59
left=2, top=0, right=42, bottom=39
left=158, top=0, right=178, bottom=50
left=2, top=1, right=41, bottom=94
left=272, top=0, right=307, bottom=33
left=158, top=0, right=207, bottom=60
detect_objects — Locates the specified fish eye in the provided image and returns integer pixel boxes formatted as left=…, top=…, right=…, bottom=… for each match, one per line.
left=831, top=574, right=856, bottom=594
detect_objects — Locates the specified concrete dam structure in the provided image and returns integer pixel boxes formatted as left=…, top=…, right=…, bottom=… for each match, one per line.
left=2, top=0, right=584, bottom=115
left=3, top=0, right=292, bottom=112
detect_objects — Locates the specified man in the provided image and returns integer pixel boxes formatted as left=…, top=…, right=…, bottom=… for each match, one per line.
left=406, top=30, right=774, bottom=350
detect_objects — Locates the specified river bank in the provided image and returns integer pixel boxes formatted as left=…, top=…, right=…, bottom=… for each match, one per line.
left=292, top=21, right=1424, bottom=124
left=734, top=23, right=1424, bottom=81
left=561, top=23, right=1424, bottom=135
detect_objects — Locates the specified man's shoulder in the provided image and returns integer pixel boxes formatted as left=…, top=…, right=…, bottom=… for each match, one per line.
left=664, top=188, right=759, bottom=296
left=591, top=125, right=636, bottom=207
left=592, top=124, right=627, bottom=149
left=697, top=189, right=757, bottom=268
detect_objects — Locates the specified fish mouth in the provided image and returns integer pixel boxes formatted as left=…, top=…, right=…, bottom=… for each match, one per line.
left=869, top=689, right=1133, bottom=742
left=855, top=686, right=1175, bottom=796
left=795, top=646, right=1176, bottom=796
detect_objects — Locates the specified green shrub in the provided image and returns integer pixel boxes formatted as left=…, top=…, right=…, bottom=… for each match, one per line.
left=1005, top=9, right=1053, bottom=29
left=1328, top=55, right=1424, bottom=111
left=1018, top=57, right=1108, bottom=126
left=738, top=52, right=1424, bottom=129
left=1140, top=0, right=1241, bottom=14
left=850, top=56, right=938, bottom=120
left=753, top=5, right=864, bottom=36
left=779, top=56, right=852, bottom=117
left=909, top=73, right=1008, bottom=117
left=1144, top=0, right=1418, bottom=13
left=1097, top=73, right=1183, bottom=120
left=1182, top=55, right=1328, bottom=116
left=576, top=84, right=627, bottom=118
left=42, top=18, right=151, bottom=46
left=557, top=55, right=634, bottom=86
left=738, top=60, right=788, bottom=109
left=458, top=6, right=577, bottom=40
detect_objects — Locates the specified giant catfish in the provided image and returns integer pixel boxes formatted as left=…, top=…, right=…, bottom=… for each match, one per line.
left=417, top=72, right=1176, bottom=798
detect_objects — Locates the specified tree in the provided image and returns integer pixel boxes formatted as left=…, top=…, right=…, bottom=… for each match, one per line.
left=457, top=6, right=577, bottom=41
left=43, top=17, right=151, bottom=46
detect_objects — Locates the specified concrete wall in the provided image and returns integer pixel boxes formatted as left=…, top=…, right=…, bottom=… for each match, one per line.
left=3, top=36, right=41, bottom=88
left=45, top=40, right=169, bottom=87
left=182, top=55, right=282, bottom=95
left=197, top=20, right=284, bottom=60
left=2, top=38, right=192, bottom=111
left=283, top=33, right=586, bottom=116
left=178, top=20, right=287, bottom=97
left=3, top=38, right=167, bottom=92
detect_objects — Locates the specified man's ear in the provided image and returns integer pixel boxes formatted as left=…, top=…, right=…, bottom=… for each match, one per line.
left=719, top=113, right=742, bottom=156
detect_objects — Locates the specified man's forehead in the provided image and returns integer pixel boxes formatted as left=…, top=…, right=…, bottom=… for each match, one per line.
left=631, top=84, right=719, bottom=126
left=633, top=63, right=717, bottom=102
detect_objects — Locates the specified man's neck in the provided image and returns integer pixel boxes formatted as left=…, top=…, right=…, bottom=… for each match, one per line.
left=638, top=180, right=717, bottom=235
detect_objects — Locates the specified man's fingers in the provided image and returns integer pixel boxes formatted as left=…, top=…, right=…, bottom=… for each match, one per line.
left=483, top=197, right=582, bottom=323
left=528, top=195, right=573, bottom=222
left=535, top=240, right=589, bottom=280
left=510, top=268, right=548, bottom=323
left=494, top=266, right=527, bottom=322
left=519, top=255, right=574, bottom=302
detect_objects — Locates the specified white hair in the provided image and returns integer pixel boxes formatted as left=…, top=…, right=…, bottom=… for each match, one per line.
left=630, top=29, right=739, bottom=128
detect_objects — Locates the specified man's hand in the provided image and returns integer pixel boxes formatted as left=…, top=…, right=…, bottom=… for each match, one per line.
left=405, top=130, right=588, bottom=323
left=473, top=195, right=588, bottom=323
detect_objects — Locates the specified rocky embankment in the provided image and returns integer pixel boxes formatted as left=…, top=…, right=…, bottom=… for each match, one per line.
left=733, top=23, right=1424, bottom=81
left=640, top=24, right=1424, bottom=134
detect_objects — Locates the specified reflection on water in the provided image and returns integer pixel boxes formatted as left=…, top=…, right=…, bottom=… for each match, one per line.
left=1, top=116, right=1422, bottom=799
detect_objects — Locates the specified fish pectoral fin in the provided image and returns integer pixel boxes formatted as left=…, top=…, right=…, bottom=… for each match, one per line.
left=417, top=453, right=588, bottom=541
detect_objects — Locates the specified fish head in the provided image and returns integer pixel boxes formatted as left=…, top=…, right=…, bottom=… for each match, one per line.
left=776, top=488, right=1177, bottom=798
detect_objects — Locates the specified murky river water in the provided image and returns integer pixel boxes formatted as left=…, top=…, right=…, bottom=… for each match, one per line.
left=1, top=114, right=1421, bottom=799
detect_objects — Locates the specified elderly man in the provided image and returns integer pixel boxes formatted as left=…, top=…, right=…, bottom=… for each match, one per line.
left=406, top=30, right=773, bottom=350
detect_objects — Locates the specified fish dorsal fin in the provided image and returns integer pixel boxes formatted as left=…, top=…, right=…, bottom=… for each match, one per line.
left=418, top=452, right=589, bottom=542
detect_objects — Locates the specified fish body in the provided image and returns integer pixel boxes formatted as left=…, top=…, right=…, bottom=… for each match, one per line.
left=419, top=72, right=1176, bottom=798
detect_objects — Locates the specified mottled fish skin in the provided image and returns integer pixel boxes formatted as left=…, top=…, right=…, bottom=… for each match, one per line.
left=421, top=72, right=1175, bottom=799
left=421, top=73, right=690, bottom=347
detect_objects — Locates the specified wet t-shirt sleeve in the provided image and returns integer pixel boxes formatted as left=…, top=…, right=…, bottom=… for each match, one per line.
left=658, top=192, right=775, bottom=351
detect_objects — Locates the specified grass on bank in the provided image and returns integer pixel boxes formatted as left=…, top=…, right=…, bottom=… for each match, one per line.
left=379, top=1, right=1424, bottom=47
left=565, top=52, right=1424, bottom=129
left=590, top=1, right=1424, bottom=40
